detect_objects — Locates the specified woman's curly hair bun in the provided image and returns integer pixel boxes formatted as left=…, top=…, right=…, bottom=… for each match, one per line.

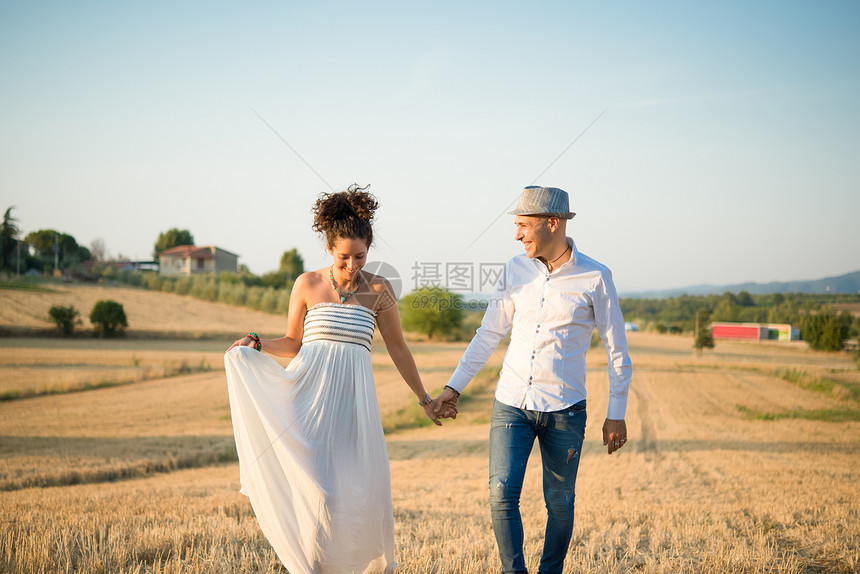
left=312, top=183, right=379, bottom=247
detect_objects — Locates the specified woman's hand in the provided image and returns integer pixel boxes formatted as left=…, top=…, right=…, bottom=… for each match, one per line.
left=422, top=402, right=443, bottom=426
left=227, top=336, right=255, bottom=352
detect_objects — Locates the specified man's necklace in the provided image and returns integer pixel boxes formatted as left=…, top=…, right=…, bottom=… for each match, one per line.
left=330, top=266, right=361, bottom=303
left=550, top=245, right=570, bottom=264
left=546, top=245, right=570, bottom=272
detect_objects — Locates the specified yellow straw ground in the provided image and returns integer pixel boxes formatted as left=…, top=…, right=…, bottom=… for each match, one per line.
left=1, top=324, right=858, bottom=573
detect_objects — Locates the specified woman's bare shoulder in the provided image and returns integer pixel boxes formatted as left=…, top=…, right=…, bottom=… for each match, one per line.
left=360, top=272, right=397, bottom=312
left=361, top=271, right=393, bottom=292
left=296, top=269, right=327, bottom=286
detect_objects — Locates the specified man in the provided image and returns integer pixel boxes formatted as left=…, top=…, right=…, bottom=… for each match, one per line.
left=436, top=186, right=632, bottom=574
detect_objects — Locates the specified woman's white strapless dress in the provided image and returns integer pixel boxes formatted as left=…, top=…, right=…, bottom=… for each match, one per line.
left=224, top=303, right=395, bottom=574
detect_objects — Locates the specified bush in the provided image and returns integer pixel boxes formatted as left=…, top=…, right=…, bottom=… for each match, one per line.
left=694, top=309, right=715, bottom=351
left=801, top=308, right=852, bottom=351
left=142, top=273, right=162, bottom=291
left=276, top=289, right=290, bottom=314
left=174, top=276, right=193, bottom=295
left=190, top=276, right=217, bottom=301
left=117, top=269, right=143, bottom=287
left=218, top=281, right=247, bottom=307
left=48, top=305, right=80, bottom=336
left=400, top=287, right=464, bottom=340
left=89, top=300, right=128, bottom=337
left=258, top=287, right=278, bottom=313
left=245, top=286, right=265, bottom=310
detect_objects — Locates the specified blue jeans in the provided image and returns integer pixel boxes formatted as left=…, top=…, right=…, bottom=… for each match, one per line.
left=489, top=399, right=587, bottom=574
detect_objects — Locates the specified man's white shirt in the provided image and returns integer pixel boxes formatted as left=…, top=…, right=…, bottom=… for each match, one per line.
left=447, top=238, right=632, bottom=420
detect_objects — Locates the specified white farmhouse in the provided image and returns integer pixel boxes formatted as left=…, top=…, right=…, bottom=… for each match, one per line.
left=158, top=245, right=238, bottom=277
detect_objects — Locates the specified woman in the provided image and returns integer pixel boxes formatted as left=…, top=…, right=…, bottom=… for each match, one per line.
left=224, top=185, right=452, bottom=574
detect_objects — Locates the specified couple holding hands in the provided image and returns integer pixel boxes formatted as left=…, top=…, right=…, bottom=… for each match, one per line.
left=224, top=184, right=632, bottom=574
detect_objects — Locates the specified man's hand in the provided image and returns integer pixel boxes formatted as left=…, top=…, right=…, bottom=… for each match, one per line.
left=602, top=418, right=627, bottom=455
left=433, top=387, right=460, bottom=420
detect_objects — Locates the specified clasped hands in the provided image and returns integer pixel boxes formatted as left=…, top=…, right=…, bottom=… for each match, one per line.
left=421, top=386, right=460, bottom=426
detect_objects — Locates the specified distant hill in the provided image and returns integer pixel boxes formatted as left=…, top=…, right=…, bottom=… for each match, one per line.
left=623, top=269, right=860, bottom=299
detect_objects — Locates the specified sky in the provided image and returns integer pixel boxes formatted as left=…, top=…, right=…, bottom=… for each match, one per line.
left=1, top=0, right=859, bottom=295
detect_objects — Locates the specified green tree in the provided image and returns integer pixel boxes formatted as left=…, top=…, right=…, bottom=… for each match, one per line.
left=89, top=300, right=129, bottom=337
left=49, top=305, right=81, bottom=336
left=279, top=248, right=305, bottom=281
left=767, top=300, right=801, bottom=325
left=241, top=266, right=264, bottom=286
left=400, top=287, right=464, bottom=340
left=800, top=307, right=852, bottom=351
left=711, top=293, right=741, bottom=322
left=0, top=207, right=21, bottom=272
left=24, top=229, right=91, bottom=270
left=153, top=228, right=194, bottom=258
left=259, top=249, right=304, bottom=289
left=261, top=270, right=291, bottom=289
left=736, top=291, right=754, bottom=307
left=693, top=309, right=715, bottom=352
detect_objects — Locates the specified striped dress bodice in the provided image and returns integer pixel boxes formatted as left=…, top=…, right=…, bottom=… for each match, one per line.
left=301, top=303, right=376, bottom=351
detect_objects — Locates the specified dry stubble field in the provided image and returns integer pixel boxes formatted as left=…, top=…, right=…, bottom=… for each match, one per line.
left=1, top=286, right=859, bottom=573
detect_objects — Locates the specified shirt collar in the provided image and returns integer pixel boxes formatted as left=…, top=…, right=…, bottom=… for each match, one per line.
left=532, top=237, right=578, bottom=275
left=565, top=237, right=578, bottom=266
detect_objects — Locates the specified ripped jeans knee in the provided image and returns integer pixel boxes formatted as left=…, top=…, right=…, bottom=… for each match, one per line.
left=489, top=475, right=523, bottom=512
left=544, top=486, right=575, bottom=521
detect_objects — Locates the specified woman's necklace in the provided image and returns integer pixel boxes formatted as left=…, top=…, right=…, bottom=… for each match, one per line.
left=329, top=266, right=361, bottom=303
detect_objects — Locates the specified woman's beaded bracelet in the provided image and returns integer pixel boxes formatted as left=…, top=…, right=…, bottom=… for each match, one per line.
left=247, top=332, right=262, bottom=352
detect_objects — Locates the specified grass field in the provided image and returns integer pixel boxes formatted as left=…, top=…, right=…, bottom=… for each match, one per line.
left=0, top=283, right=287, bottom=337
left=1, top=287, right=859, bottom=573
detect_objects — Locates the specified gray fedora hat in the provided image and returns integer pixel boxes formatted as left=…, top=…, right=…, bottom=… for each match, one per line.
left=508, top=186, right=575, bottom=219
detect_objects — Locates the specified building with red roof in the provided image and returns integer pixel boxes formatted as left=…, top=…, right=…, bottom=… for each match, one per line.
left=157, top=245, right=238, bottom=277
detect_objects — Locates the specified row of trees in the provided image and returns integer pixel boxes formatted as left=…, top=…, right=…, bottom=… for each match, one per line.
left=0, top=208, right=305, bottom=294
left=1, top=206, right=117, bottom=275
left=621, top=291, right=860, bottom=330
left=1, top=208, right=95, bottom=274
left=622, top=291, right=860, bottom=352
left=96, top=270, right=293, bottom=315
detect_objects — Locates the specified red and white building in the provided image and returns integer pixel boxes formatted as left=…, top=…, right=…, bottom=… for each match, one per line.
left=711, top=322, right=800, bottom=342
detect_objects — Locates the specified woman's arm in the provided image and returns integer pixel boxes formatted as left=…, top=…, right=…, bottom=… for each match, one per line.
left=227, top=273, right=310, bottom=358
left=375, top=280, right=447, bottom=425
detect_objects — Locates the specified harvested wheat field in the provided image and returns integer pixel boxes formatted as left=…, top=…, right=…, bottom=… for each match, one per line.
left=1, top=325, right=859, bottom=572
left=0, top=283, right=287, bottom=337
